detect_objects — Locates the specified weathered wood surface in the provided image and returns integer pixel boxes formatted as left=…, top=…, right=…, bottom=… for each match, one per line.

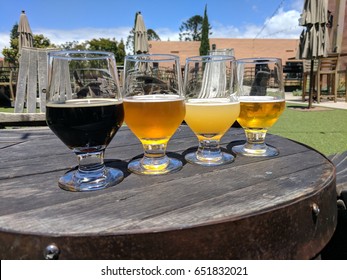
left=0, top=112, right=46, bottom=125
left=14, top=47, right=58, bottom=113
left=0, top=126, right=337, bottom=259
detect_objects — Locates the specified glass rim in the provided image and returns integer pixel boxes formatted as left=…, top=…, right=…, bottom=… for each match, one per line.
left=48, top=50, right=115, bottom=60
left=186, top=55, right=235, bottom=63
left=236, top=57, right=281, bottom=64
left=125, top=53, right=179, bottom=62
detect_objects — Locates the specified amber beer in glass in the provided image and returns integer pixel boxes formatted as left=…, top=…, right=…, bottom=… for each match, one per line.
left=183, top=55, right=240, bottom=166
left=232, top=58, right=285, bottom=157
left=124, top=95, right=185, bottom=146
left=123, top=54, right=185, bottom=175
left=46, top=51, right=124, bottom=191
left=237, top=97, right=285, bottom=129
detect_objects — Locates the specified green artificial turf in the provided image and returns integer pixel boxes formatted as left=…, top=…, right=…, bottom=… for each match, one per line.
left=269, top=103, right=347, bottom=156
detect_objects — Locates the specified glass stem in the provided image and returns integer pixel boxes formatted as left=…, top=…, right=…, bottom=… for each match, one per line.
left=196, top=139, right=222, bottom=161
left=76, top=149, right=106, bottom=174
left=141, top=143, right=169, bottom=170
left=244, top=128, right=268, bottom=150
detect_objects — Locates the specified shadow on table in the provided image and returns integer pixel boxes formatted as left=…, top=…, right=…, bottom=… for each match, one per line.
left=125, top=152, right=186, bottom=168
left=65, top=159, right=131, bottom=179
left=181, top=146, right=236, bottom=163
left=226, top=140, right=246, bottom=152
left=105, top=159, right=132, bottom=178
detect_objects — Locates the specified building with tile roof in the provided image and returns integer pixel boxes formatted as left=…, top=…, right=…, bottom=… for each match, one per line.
left=149, top=38, right=300, bottom=65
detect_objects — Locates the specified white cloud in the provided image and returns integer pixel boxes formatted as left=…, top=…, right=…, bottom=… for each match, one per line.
left=34, top=27, right=131, bottom=45
left=0, top=33, right=11, bottom=54
left=155, top=28, right=180, bottom=41
left=211, top=8, right=303, bottom=39
left=258, top=8, right=303, bottom=38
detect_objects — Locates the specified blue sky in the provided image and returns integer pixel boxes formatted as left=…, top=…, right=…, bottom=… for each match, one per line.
left=0, top=0, right=304, bottom=56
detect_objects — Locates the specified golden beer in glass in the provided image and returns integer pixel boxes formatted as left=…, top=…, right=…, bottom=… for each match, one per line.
left=184, top=55, right=240, bottom=166
left=232, top=58, right=285, bottom=157
left=124, top=96, right=185, bottom=146
left=123, top=54, right=185, bottom=175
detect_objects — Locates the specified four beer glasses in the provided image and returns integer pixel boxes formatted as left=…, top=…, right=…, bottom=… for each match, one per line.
left=123, top=54, right=185, bottom=175
left=47, top=53, right=285, bottom=188
left=232, top=58, right=285, bottom=157
left=46, top=51, right=124, bottom=191
left=183, top=55, right=240, bottom=166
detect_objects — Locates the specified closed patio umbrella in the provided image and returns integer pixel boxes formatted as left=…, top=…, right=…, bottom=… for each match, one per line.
left=134, top=12, right=149, bottom=54
left=18, top=10, right=34, bottom=53
left=296, top=0, right=330, bottom=108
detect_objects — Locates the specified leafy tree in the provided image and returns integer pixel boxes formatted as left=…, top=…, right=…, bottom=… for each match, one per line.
left=2, top=23, right=126, bottom=66
left=10, top=23, right=19, bottom=40
left=117, top=39, right=126, bottom=64
left=147, top=29, right=161, bottom=41
left=179, top=15, right=203, bottom=41
left=87, top=38, right=125, bottom=64
left=199, top=5, right=210, bottom=55
left=33, top=34, right=52, bottom=48
left=58, top=41, right=86, bottom=50
left=88, top=38, right=118, bottom=52
left=2, top=24, right=20, bottom=65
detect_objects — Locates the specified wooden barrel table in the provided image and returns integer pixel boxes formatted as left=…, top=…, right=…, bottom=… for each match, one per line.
left=0, top=126, right=337, bottom=259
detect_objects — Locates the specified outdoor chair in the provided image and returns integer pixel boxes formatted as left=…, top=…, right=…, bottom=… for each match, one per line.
left=337, top=66, right=347, bottom=102
left=317, top=55, right=339, bottom=103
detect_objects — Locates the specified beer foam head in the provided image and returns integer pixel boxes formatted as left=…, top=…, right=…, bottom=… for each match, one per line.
left=47, top=98, right=122, bottom=107
left=124, top=94, right=183, bottom=102
left=239, top=96, right=284, bottom=102
left=187, top=98, right=239, bottom=105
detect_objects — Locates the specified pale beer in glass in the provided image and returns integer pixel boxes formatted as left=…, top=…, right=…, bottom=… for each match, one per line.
left=184, top=55, right=239, bottom=166
left=232, top=58, right=285, bottom=157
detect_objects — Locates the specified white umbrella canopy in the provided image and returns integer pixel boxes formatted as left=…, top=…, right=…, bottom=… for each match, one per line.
left=297, top=0, right=330, bottom=59
left=296, top=0, right=330, bottom=108
left=18, top=10, right=34, bottom=52
left=134, top=12, right=149, bottom=54
left=300, top=0, right=328, bottom=25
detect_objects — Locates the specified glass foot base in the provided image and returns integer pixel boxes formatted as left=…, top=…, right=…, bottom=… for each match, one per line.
left=128, top=157, right=182, bottom=175
left=58, top=167, right=124, bottom=192
left=185, top=151, right=234, bottom=166
left=232, top=144, right=279, bottom=157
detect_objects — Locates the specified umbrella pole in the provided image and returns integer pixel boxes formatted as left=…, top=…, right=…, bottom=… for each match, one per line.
left=308, top=59, right=314, bottom=109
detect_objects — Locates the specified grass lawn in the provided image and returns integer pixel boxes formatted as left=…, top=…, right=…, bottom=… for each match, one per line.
left=0, top=107, right=14, bottom=113
left=269, top=103, right=347, bottom=156
left=0, top=107, right=42, bottom=113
